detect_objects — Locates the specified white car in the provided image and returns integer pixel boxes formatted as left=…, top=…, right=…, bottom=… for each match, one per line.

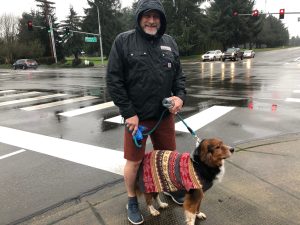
left=201, top=50, right=223, bottom=61
left=243, top=50, right=255, bottom=58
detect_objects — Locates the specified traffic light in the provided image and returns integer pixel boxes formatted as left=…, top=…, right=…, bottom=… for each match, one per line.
left=65, top=27, right=70, bottom=35
left=233, top=11, right=238, bottom=17
left=27, top=21, right=33, bottom=31
left=279, top=9, right=285, bottom=19
left=252, top=9, right=259, bottom=17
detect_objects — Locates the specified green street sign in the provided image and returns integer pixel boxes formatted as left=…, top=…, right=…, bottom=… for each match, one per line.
left=85, top=37, right=97, bottom=43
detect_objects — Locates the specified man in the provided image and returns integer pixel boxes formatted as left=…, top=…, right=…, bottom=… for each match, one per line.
left=106, top=0, right=186, bottom=224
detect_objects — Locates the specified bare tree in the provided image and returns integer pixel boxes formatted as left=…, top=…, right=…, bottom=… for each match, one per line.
left=0, top=13, right=19, bottom=42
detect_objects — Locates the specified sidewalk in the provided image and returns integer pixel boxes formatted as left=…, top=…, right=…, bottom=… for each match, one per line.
left=20, top=133, right=300, bottom=225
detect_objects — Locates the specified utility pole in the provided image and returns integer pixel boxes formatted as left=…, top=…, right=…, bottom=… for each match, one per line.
left=91, top=1, right=104, bottom=66
left=35, top=0, right=57, bottom=63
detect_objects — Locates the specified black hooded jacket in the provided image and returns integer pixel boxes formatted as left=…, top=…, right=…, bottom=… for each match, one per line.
left=106, top=0, right=186, bottom=120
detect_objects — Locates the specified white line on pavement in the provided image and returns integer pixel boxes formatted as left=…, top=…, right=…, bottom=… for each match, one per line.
left=0, top=149, right=26, bottom=160
left=285, top=98, right=300, bottom=103
left=21, top=96, right=98, bottom=111
left=0, top=90, right=16, bottom=94
left=0, top=126, right=125, bottom=175
left=104, top=106, right=235, bottom=133
left=59, top=101, right=115, bottom=117
left=175, top=106, right=235, bottom=132
left=0, top=93, right=68, bottom=107
left=105, top=115, right=123, bottom=124
left=0, top=91, right=41, bottom=100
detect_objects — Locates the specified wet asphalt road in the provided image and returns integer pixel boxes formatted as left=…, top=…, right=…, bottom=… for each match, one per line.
left=0, top=47, right=300, bottom=224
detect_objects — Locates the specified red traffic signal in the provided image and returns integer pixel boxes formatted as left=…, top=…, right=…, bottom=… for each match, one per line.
left=252, top=9, right=259, bottom=17
left=279, top=9, right=285, bottom=19
left=27, top=21, right=33, bottom=31
left=233, top=11, right=238, bottom=16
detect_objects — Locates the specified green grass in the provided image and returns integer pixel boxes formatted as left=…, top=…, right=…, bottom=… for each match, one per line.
left=65, top=56, right=108, bottom=66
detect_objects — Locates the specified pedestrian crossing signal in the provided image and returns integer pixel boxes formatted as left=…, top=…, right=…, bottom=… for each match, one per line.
left=279, top=9, right=285, bottom=19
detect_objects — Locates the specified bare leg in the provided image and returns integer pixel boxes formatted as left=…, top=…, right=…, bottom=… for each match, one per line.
left=124, top=160, right=142, bottom=197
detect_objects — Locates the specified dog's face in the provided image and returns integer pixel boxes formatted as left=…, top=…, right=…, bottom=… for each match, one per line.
left=197, top=138, right=234, bottom=167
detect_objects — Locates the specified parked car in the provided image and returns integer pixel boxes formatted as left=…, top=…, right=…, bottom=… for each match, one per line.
left=222, top=47, right=243, bottom=61
left=201, top=50, right=223, bottom=61
left=12, top=59, right=38, bottom=70
left=243, top=50, right=255, bottom=58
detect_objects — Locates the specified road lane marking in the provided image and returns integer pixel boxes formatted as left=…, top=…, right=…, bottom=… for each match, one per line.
left=0, top=126, right=125, bottom=175
left=21, top=96, right=98, bottom=111
left=0, top=149, right=26, bottom=160
left=105, top=115, right=123, bottom=124
left=0, top=93, right=67, bottom=107
left=0, top=91, right=41, bottom=100
left=285, top=98, right=300, bottom=103
left=0, top=90, right=16, bottom=94
left=175, top=106, right=235, bottom=133
left=104, top=106, right=235, bottom=133
left=59, top=101, right=115, bottom=117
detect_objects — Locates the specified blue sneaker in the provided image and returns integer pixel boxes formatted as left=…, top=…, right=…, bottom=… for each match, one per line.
left=126, top=197, right=144, bottom=224
left=164, top=191, right=185, bottom=205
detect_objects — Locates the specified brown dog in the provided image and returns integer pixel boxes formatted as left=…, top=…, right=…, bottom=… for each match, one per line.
left=136, top=138, right=234, bottom=225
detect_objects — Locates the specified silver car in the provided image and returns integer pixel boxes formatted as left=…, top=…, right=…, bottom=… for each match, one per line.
left=201, top=50, right=223, bottom=61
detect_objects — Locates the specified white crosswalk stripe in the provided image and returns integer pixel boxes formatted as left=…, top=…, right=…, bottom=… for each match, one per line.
left=285, top=98, right=300, bottom=103
left=0, top=91, right=41, bottom=100
left=0, top=93, right=67, bottom=107
left=0, top=90, right=16, bottom=94
left=175, top=106, right=235, bottom=132
left=21, top=96, right=98, bottom=111
left=104, top=106, right=235, bottom=133
left=59, top=101, right=115, bottom=117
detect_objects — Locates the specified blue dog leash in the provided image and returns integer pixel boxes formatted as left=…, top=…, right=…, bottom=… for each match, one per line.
left=129, top=98, right=200, bottom=148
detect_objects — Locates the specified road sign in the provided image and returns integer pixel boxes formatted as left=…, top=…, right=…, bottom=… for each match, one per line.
left=85, top=37, right=97, bottom=43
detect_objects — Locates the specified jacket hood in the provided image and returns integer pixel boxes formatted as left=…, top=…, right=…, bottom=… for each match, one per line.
left=135, top=0, right=167, bottom=39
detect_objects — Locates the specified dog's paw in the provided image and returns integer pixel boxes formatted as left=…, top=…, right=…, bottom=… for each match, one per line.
left=149, top=205, right=160, bottom=216
left=196, top=212, right=206, bottom=220
left=159, top=202, right=168, bottom=209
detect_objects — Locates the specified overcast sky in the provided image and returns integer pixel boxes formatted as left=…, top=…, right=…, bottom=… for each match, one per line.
left=1, top=0, right=300, bottom=37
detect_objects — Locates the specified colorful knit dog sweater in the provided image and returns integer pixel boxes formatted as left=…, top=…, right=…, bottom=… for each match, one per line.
left=137, top=150, right=202, bottom=193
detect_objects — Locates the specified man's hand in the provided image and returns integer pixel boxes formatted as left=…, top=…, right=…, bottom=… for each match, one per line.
left=125, top=115, right=139, bottom=136
left=168, top=96, right=183, bottom=114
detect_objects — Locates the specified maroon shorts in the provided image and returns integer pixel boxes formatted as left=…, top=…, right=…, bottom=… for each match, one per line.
left=124, top=114, right=176, bottom=161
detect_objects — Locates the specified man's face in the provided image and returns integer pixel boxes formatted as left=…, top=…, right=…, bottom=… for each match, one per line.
left=139, top=10, right=161, bottom=36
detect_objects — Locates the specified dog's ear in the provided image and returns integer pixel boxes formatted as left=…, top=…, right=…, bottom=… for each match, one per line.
left=207, top=145, right=214, bottom=153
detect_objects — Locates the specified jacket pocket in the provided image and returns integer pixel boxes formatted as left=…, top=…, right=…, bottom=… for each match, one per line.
left=161, top=51, right=175, bottom=71
left=127, top=51, right=149, bottom=72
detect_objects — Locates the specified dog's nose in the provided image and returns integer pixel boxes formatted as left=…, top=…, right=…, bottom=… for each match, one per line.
left=229, top=147, right=234, bottom=153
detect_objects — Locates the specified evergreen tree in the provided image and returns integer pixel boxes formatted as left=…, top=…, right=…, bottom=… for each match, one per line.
left=162, top=0, right=207, bottom=55
left=82, top=0, right=122, bottom=57
left=60, top=6, right=83, bottom=59
left=256, top=15, right=289, bottom=47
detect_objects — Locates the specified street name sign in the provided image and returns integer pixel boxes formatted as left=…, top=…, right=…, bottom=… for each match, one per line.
left=85, top=37, right=97, bottom=43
